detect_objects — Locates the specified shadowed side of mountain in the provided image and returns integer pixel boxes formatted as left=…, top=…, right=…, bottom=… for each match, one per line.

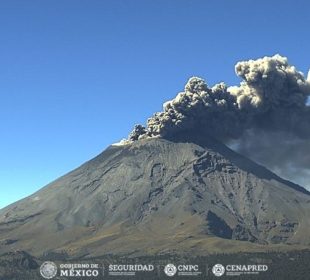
left=166, top=131, right=310, bottom=195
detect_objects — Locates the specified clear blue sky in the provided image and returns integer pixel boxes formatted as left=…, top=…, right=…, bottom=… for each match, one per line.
left=1, top=0, right=310, bottom=209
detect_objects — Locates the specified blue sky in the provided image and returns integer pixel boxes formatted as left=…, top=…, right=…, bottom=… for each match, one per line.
left=1, top=0, right=310, bottom=209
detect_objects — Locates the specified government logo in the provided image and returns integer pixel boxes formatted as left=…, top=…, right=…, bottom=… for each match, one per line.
left=40, top=261, right=57, bottom=279
left=212, top=264, right=225, bottom=277
left=164, top=264, right=177, bottom=276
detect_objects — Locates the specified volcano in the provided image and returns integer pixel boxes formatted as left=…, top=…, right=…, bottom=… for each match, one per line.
left=0, top=134, right=310, bottom=258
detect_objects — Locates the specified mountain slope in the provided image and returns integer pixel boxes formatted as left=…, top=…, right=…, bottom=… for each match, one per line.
left=0, top=137, right=309, bottom=257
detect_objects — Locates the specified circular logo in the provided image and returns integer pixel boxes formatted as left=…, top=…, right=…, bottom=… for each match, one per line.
left=212, top=264, right=225, bottom=277
left=164, top=264, right=177, bottom=277
left=40, top=261, right=57, bottom=279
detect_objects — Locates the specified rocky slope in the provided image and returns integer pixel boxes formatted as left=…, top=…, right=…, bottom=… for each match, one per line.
left=0, top=136, right=309, bottom=257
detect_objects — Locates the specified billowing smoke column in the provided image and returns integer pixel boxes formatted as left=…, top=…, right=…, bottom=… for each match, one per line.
left=129, top=54, right=310, bottom=141
left=128, top=54, right=310, bottom=189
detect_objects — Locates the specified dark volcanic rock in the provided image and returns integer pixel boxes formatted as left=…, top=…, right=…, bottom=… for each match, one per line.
left=0, top=251, right=39, bottom=279
left=0, top=251, right=38, bottom=270
left=0, top=136, right=309, bottom=257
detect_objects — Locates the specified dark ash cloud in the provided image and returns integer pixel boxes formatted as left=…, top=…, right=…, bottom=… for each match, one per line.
left=128, top=54, right=310, bottom=189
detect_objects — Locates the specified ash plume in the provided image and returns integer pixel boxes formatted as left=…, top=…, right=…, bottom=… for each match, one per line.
left=228, top=130, right=310, bottom=189
left=128, top=54, right=310, bottom=188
